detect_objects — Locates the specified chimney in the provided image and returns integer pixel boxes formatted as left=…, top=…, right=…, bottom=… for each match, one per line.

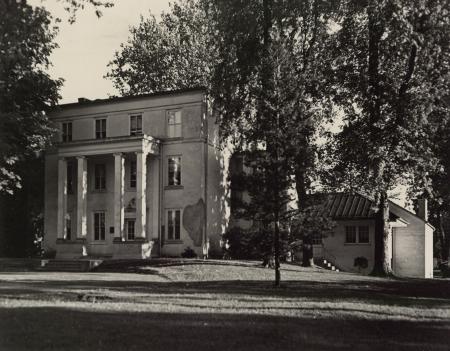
left=417, top=198, right=428, bottom=222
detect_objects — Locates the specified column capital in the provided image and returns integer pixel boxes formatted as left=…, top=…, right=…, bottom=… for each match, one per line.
left=113, top=152, right=123, bottom=157
left=58, top=156, right=67, bottom=162
left=76, top=155, right=86, bottom=160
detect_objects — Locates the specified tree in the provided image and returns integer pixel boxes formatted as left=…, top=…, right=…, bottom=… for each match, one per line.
left=106, top=0, right=212, bottom=95
left=328, top=0, right=449, bottom=276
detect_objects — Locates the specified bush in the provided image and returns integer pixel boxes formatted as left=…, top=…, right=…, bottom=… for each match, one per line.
left=354, top=256, right=368, bottom=270
left=181, top=246, right=197, bottom=258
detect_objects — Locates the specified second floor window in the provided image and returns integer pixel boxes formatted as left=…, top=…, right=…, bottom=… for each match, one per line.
left=168, top=156, right=181, bottom=186
left=95, top=119, right=106, bottom=139
left=130, top=115, right=142, bottom=135
left=167, top=110, right=182, bottom=138
left=130, top=161, right=136, bottom=188
left=67, top=162, right=74, bottom=194
left=94, top=164, right=106, bottom=190
left=62, top=122, right=72, bottom=142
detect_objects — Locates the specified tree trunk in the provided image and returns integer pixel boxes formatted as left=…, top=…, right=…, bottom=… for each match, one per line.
left=274, top=216, right=281, bottom=286
left=302, top=235, right=314, bottom=267
left=438, top=212, right=450, bottom=277
left=371, top=191, right=393, bottom=276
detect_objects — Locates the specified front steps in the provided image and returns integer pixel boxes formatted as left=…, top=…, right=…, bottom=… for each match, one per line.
left=315, top=257, right=341, bottom=272
left=39, top=259, right=103, bottom=272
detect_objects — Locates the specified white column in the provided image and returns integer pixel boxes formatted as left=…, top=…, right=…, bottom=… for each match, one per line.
left=57, top=157, right=67, bottom=239
left=151, top=156, right=160, bottom=240
left=113, top=153, right=125, bottom=240
left=76, top=156, right=88, bottom=239
left=136, top=151, right=147, bottom=239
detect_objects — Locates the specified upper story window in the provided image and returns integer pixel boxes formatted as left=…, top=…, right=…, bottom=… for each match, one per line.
left=95, top=118, right=107, bottom=139
left=167, top=110, right=182, bottom=138
left=62, top=122, right=72, bottom=142
left=94, top=164, right=106, bottom=190
left=67, top=162, right=74, bottom=194
left=130, top=115, right=142, bottom=135
left=130, top=161, right=137, bottom=188
left=345, top=225, right=369, bottom=244
left=168, top=156, right=181, bottom=186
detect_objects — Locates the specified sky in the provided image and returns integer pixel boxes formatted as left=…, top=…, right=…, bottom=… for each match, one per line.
left=29, top=0, right=172, bottom=104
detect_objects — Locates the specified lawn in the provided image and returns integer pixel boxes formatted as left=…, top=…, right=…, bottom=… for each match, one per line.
left=0, top=259, right=449, bottom=350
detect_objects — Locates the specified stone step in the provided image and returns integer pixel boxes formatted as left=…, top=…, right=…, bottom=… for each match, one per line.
left=39, top=259, right=102, bottom=272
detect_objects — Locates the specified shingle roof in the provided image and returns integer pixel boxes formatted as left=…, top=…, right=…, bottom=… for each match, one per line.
left=310, top=193, right=400, bottom=221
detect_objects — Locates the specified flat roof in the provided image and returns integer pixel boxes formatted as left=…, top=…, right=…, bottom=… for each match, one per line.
left=56, top=86, right=207, bottom=110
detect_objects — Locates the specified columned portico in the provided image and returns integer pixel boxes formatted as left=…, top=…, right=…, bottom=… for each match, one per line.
left=113, top=153, right=125, bottom=241
left=57, top=157, right=67, bottom=239
left=135, top=151, right=147, bottom=239
left=76, top=156, right=87, bottom=239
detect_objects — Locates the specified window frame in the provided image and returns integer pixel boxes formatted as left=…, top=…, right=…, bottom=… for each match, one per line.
left=345, top=225, right=370, bottom=244
left=67, top=161, right=74, bottom=194
left=126, top=219, right=136, bottom=241
left=95, top=118, right=107, bottom=139
left=345, top=226, right=357, bottom=244
left=166, top=209, right=181, bottom=241
left=94, top=163, right=106, bottom=191
left=129, top=160, right=137, bottom=189
left=167, top=110, right=182, bottom=138
left=62, top=121, right=72, bottom=142
left=130, top=114, right=143, bottom=136
left=93, top=212, right=106, bottom=241
left=167, top=156, right=182, bottom=186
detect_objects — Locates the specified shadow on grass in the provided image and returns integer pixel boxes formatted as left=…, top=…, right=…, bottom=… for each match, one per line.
left=1, top=278, right=449, bottom=308
left=0, top=307, right=448, bottom=351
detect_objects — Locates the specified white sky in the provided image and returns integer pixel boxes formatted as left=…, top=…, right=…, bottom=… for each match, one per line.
left=29, top=0, right=172, bottom=104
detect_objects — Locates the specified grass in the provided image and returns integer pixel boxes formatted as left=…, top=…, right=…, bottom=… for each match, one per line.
left=0, top=259, right=449, bottom=350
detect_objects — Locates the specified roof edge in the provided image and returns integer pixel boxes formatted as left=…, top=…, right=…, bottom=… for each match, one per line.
left=55, top=86, right=207, bottom=110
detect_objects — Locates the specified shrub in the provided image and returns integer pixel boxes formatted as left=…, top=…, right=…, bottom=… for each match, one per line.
left=354, top=256, right=368, bottom=270
left=181, top=246, right=197, bottom=258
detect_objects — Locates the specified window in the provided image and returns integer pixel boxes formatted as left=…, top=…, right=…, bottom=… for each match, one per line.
left=130, top=115, right=142, bottom=135
left=167, top=209, right=181, bottom=240
left=167, top=110, right=182, bottom=138
left=62, top=122, right=72, bottom=142
left=130, top=161, right=136, bottom=188
left=168, top=156, right=181, bottom=186
left=312, top=232, right=322, bottom=245
left=345, top=225, right=370, bottom=244
left=65, top=214, right=71, bottom=240
left=126, top=219, right=135, bottom=240
left=95, top=119, right=107, bottom=139
left=67, top=162, right=74, bottom=194
left=345, top=226, right=357, bottom=243
left=358, top=226, right=370, bottom=243
left=94, top=212, right=106, bottom=241
left=94, top=164, right=106, bottom=190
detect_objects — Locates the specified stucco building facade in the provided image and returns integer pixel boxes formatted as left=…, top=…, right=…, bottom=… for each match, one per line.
left=44, top=88, right=228, bottom=259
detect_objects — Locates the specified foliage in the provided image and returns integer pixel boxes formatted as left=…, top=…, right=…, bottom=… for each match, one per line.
left=106, top=0, right=212, bottom=95
left=0, top=0, right=63, bottom=194
left=56, top=0, right=114, bottom=24
left=325, top=0, right=449, bottom=276
left=354, top=256, right=368, bottom=269
left=181, top=246, right=198, bottom=258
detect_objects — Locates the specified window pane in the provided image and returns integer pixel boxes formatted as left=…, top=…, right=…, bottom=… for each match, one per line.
left=345, top=226, right=356, bottom=243
left=168, top=157, right=181, bottom=186
left=167, top=211, right=174, bottom=240
left=127, top=220, right=135, bottom=240
left=175, top=210, right=180, bottom=239
left=358, top=226, right=369, bottom=243
left=130, top=161, right=136, bottom=188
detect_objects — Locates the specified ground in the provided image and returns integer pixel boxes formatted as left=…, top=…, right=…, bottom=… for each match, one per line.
left=0, top=259, right=449, bottom=351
